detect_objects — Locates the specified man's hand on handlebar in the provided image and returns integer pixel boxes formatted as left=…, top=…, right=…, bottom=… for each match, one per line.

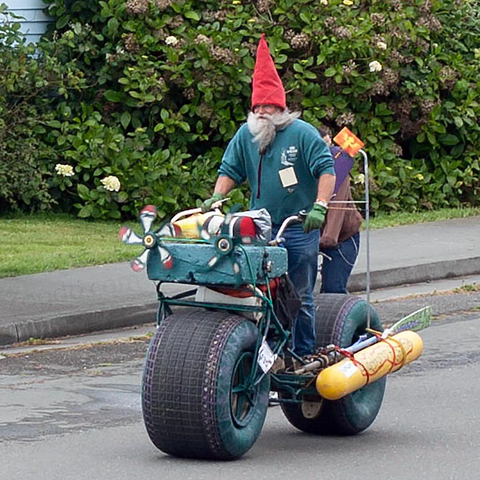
left=303, top=203, right=327, bottom=233
left=201, top=192, right=224, bottom=213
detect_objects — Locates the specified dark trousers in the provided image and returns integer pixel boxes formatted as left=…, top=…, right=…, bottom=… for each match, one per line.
left=273, top=226, right=320, bottom=356
left=320, top=232, right=360, bottom=294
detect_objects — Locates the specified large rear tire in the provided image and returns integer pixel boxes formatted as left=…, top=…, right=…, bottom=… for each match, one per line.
left=142, top=309, right=270, bottom=460
left=281, top=294, right=386, bottom=435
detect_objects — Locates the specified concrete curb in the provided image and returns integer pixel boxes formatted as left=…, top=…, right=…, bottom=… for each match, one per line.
left=0, top=303, right=158, bottom=345
left=2, top=255, right=480, bottom=347
left=348, top=256, right=480, bottom=291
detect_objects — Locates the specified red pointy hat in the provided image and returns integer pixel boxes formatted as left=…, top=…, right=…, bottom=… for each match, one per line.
left=251, top=34, right=286, bottom=110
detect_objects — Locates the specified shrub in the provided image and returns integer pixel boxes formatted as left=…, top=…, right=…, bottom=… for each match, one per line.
left=2, top=0, right=480, bottom=218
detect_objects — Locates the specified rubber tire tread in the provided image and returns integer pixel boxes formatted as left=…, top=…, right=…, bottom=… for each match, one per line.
left=142, top=309, right=269, bottom=460
left=281, top=294, right=386, bottom=435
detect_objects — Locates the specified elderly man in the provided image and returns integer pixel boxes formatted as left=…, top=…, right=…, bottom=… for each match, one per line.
left=202, top=34, right=335, bottom=358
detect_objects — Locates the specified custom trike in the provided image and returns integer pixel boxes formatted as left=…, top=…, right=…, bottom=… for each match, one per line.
left=120, top=202, right=431, bottom=460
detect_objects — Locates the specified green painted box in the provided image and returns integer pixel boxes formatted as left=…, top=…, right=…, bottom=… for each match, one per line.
left=146, top=243, right=288, bottom=285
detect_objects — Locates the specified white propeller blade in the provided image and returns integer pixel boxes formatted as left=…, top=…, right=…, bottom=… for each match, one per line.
left=140, top=205, right=157, bottom=233
left=131, top=249, right=149, bottom=272
left=119, top=227, right=143, bottom=245
left=158, top=246, right=173, bottom=269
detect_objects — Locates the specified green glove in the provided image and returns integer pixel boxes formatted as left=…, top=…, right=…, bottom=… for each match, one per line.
left=201, top=192, right=224, bottom=212
left=303, top=203, right=327, bottom=233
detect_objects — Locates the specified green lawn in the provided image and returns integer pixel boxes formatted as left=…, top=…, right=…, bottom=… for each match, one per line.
left=366, top=207, right=480, bottom=229
left=1, top=207, right=479, bottom=278
left=0, top=214, right=142, bottom=278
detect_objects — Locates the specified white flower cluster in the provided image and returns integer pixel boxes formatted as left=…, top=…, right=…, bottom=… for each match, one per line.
left=369, top=60, right=383, bottom=72
left=101, top=176, right=121, bottom=192
left=165, top=36, right=179, bottom=46
left=355, top=173, right=365, bottom=185
left=55, top=164, right=74, bottom=177
left=376, top=41, right=387, bottom=50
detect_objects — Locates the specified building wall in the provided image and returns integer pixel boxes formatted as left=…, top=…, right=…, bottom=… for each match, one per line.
left=3, top=0, right=53, bottom=44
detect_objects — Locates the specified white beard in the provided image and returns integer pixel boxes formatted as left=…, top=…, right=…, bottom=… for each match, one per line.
left=247, top=109, right=301, bottom=154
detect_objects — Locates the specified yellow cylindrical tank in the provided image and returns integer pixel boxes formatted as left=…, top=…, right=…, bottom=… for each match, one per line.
left=316, top=330, right=424, bottom=401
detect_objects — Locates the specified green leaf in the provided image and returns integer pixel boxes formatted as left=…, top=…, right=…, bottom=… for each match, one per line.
left=104, top=90, right=123, bottom=102
left=243, top=56, right=255, bottom=69
left=427, top=132, right=437, bottom=145
left=47, top=120, right=62, bottom=128
left=324, top=67, right=336, bottom=77
left=117, top=191, right=128, bottom=203
left=161, top=109, right=169, bottom=121
left=120, top=112, right=131, bottom=129
left=107, top=17, right=118, bottom=35
left=439, top=134, right=459, bottom=146
left=77, top=184, right=90, bottom=199
left=447, top=175, right=456, bottom=186
left=77, top=206, right=92, bottom=218
left=299, top=12, right=310, bottom=23
left=184, top=10, right=201, bottom=21
left=56, top=15, right=70, bottom=29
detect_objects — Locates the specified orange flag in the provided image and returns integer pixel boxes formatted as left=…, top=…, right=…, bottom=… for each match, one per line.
left=333, top=127, right=365, bottom=157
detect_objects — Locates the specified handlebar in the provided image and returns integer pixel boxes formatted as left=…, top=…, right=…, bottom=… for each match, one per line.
left=268, top=210, right=307, bottom=246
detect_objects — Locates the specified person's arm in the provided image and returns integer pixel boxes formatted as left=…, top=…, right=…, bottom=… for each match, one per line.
left=304, top=173, right=336, bottom=233
left=213, top=175, right=237, bottom=197
left=201, top=175, right=237, bottom=212
left=316, top=173, right=336, bottom=204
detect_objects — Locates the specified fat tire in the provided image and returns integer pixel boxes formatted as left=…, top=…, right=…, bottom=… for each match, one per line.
left=142, top=309, right=270, bottom=460
left=281, top=294, right=386, bottom=435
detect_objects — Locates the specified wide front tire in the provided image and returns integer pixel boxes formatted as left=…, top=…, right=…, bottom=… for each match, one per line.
left=142, top=309, right=270, bottom=460
left=281, top=294, right=386, bottom=435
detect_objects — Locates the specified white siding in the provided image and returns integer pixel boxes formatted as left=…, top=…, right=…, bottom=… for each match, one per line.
left=3, top=0, right=53, bottom=44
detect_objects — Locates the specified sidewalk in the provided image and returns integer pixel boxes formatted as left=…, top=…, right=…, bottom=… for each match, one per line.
left=1, top=216, right=479, bottom=346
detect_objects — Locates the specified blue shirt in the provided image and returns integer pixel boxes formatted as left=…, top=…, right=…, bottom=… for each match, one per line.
left=218, top=119, right=335, bottom=225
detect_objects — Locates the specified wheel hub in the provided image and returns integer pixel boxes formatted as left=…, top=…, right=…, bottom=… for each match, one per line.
left=230, top=352, right=257, bottom=427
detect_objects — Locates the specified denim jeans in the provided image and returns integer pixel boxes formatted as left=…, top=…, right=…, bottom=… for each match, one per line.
left=274, top=225, right=320, bottom=356
left=320, top=232, right=360, bottom=294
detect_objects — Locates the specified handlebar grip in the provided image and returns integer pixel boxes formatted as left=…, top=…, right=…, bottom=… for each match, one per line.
left=298, top=210, right=308, bottom=222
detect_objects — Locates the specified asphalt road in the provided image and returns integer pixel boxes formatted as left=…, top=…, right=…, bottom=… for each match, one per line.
left=1, top=291, right=480, bottom=480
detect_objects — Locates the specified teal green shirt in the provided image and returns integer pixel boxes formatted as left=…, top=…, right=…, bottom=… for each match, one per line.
left=218, top=119, right=335, bottom=225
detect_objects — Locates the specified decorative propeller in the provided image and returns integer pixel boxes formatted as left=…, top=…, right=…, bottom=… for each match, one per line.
left=119, top=205, right=175, bottom=272
left=199, top=212, right=244, bottom=282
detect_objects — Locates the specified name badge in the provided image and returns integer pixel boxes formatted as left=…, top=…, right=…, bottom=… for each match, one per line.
left=279, top=167, right=298, bottom=188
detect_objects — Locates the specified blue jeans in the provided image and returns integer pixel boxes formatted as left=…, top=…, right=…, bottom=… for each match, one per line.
left=274, top=226, right=320, bottom=356
left=320, top=232, right=360, bottom=294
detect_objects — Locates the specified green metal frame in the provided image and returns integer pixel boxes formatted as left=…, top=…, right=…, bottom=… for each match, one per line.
left=155, top=273, right=319, bottom=405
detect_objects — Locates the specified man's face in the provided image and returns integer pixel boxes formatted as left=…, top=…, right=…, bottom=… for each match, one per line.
left=252, top=104, right=283, bottom=117
left=247, top=105, right=294, bottom=152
